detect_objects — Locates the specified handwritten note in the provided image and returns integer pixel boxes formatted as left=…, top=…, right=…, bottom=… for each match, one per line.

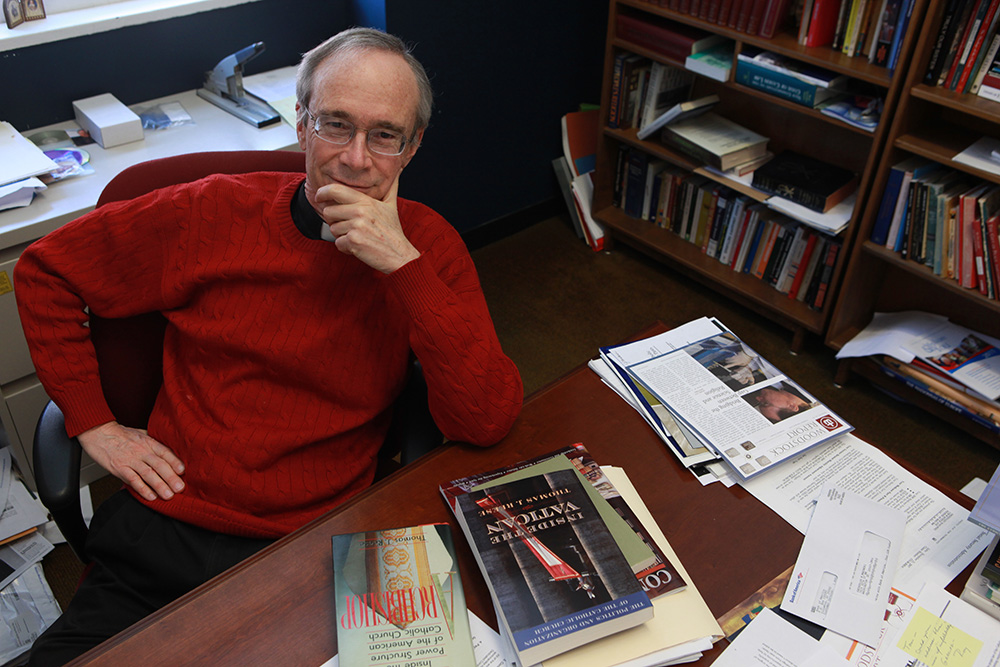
left=896, top=607, right=982, bottom=667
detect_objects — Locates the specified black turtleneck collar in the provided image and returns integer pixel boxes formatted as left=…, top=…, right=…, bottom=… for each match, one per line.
left=291, top=181, right=325, bottom=240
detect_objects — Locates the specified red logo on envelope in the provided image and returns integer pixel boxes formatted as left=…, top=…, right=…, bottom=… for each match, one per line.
left=817, top=415, right=841, bottom=431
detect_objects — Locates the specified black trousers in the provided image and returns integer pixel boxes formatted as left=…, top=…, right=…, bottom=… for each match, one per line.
left=28, top=491, right=274, bottom=667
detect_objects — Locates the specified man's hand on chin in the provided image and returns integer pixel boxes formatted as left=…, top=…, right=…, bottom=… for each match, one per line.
left=316, top=177, right=420, bottom=274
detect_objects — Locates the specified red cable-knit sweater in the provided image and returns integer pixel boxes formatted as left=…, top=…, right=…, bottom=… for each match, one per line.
left=14, top=172, right=523, bottom=538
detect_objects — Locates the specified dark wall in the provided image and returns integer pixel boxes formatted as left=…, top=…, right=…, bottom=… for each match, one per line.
left=1, top=1, right=608, bottom=235
left=387, top=1, right=608, bottom=232
left=1, top=0, right=354, bottom=129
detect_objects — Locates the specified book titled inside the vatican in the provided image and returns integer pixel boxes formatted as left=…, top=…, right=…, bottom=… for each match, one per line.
left=331, top=523, right=475, bottom=667
left=448, top=468, right=654, bottom=666
left=625, top=321, right=853, bottom=480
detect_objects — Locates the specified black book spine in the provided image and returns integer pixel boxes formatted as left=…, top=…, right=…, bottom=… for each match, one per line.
left=926, top=0, right=969, bottom=83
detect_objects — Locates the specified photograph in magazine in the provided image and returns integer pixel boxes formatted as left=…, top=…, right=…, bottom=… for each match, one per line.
left=686, top=332, right=781, bottom=391
left=627, top=330, right=852, bottom=480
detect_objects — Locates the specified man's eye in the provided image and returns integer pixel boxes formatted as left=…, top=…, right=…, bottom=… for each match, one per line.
left=373, top=130, right=399, bottom=141
left=323, top=119, right=350, bottom=131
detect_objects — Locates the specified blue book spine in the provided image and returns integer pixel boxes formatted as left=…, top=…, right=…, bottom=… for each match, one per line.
left=742, top=218, right=767, bottom=273
left=624, top=151, right=649, bottom=219
left=888, top=0, right=916, bottom=71
left=871, top=167, right=906, bottom=245
left=734, top=59, right=822, bottom=107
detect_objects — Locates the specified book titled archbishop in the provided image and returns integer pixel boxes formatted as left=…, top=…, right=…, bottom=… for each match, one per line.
left=450, top=469, right=653, bottom=665
left=331, top=523, right=476, bottom=667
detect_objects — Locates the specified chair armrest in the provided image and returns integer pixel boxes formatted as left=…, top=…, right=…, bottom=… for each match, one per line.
left=33, top=401, right=90, bottom=563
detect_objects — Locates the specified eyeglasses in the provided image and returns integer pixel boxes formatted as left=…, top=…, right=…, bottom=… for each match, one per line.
left=305, top=109, right=409, bottom=156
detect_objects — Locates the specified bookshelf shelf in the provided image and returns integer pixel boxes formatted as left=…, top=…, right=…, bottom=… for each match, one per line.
left=593, top=0, right=917, bottom=349
left=826, top=0, right=1000, bottom=449
left=617, top=0, right=894, bottom=83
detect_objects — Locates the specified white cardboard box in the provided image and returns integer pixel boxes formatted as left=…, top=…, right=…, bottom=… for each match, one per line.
left=72, top=93, right=143, bottom=148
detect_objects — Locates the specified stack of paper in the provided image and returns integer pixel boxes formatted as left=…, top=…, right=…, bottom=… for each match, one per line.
left=440, top=445, right=723, bottom=666
left=0, top=121, right=57, bottom=211
left=0, top=448, right=61, bottom=663
left=592, top=317, right=852, bottom=483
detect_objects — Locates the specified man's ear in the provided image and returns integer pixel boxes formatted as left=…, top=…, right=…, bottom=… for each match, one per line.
left=400, top=128, right=425, bottom=170
left=295, top=102, right=308, bottom=151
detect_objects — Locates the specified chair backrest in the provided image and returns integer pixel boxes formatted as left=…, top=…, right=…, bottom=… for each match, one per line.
left=92, top=150, right=306, bottom=428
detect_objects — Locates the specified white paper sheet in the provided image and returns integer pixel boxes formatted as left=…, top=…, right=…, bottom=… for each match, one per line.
left=835, top=311, right=950, bottom=361
left=781, top=486, right=905, bottom=647
left=713, top=608, right=851, bottom=666
left=740, top=435, right=992, bottom=593
left=0, top=122, right=58, bottom=187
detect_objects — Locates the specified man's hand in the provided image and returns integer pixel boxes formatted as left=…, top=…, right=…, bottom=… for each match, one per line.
left=316, top=177, right=420, bottom=274
left=78, top=421, right=185, bottom=502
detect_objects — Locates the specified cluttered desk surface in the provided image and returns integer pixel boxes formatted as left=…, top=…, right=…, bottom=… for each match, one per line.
left=0, top=66, right=299, bottom=251
left=61, top=321, right=992, bottom=667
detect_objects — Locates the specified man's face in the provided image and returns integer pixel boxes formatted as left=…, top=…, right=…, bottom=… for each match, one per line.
left=297, top=49, right=423, bottom=209
left=756, top=387, right=808, bottom=422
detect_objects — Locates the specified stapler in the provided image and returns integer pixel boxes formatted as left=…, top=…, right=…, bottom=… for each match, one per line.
left=196, top=42, right=282, bottom=128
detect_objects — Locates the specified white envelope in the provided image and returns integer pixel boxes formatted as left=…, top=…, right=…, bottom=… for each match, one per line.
left=781, top=484, right=905, bottom=648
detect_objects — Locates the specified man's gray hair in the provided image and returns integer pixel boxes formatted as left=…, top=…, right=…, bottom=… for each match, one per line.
left=296, top=27, right=433, bottom=134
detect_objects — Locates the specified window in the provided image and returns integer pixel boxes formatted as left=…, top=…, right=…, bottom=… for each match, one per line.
left=0, top=0, right=262, bottom=52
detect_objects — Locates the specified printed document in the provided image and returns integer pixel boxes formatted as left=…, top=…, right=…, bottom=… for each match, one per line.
left=780, top=485, right=905, bottom=647
left=741, top=435, right=991, bottom=592
left=712, top=607, right=851, bottom=666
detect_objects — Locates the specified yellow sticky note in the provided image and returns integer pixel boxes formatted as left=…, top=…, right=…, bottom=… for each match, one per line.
left=897, top=607, right=983, bottom=667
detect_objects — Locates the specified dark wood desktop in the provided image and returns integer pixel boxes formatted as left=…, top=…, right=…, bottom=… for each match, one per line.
left=65, top=324, right=972, bottom=666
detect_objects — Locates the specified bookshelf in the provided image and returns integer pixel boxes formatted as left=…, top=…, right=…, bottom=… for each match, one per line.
left=593, top=0, right=925, bottom=351
left=826, top=0, right=1000, bottom=449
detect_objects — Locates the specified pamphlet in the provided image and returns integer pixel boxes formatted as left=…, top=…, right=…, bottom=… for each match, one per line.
left=626, top=324, right=852, bottom=480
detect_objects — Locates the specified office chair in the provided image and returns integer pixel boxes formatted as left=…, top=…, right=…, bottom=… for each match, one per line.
left=32, top=150, right=443, bottom=563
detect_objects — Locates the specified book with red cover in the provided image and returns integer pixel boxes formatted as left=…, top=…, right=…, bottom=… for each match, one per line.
left=562, top=109, right=600, bottom=178
left=787, top=232, right=819, bottom=299
left=717, top=0, right=736, bottom=23
left=760, top=0, right=794, bottom=37
left=955, top=0, right=1000, bottom=90
left=944, top=0, right=989, bottom=87
left=616, top=14, right=725, bottom=61
left=745, top=0, right=771, bottom=33
left=805, top=0, right=844, bottom=46
left=987, top=215, right=1000, bottom=299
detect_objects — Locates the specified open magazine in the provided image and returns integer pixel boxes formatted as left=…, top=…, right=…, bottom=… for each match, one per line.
left=625, top=321, right=852, bottom=480
left=591, top=317, right=728, bottom=468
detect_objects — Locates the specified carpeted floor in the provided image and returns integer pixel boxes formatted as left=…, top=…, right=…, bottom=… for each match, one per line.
left=40, top=213, right=1000, bottom=613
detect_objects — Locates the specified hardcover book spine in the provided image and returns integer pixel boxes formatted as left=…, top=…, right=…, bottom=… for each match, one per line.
left=616, top=15, right=697, bottom=62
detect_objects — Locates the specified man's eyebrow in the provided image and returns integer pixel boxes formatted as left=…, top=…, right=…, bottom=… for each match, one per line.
left=317, top=109, right=407, bottom=135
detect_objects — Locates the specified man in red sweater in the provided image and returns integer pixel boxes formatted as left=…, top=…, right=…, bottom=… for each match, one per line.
left=16, top=27, right=522, bottom=664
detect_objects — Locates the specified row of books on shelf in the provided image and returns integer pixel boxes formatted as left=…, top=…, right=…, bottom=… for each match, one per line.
left=869, top=157, right=1000, bottom=300
left=634, top=0, right=794, bottom=39
left=635, top=0, right=912, bottom=68
left=614, top=148, right=845, bottom=310
left=924, top=0, right=1000, bottom=99
left=334, top=445, right=724, bottom=666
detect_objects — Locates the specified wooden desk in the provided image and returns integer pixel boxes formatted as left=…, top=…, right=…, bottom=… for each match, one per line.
left=65, top=328, right=975, bottom=666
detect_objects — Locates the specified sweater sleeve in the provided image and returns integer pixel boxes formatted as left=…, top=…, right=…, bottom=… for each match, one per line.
left=384, top=201, right=523, bottom=447
left=14, top=183, right=202, bottom=436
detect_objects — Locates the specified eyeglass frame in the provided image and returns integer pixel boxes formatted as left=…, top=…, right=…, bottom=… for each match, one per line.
left=303, top=108, right=415, bottom=157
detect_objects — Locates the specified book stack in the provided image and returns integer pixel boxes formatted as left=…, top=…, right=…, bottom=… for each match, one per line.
left=923, top=0, right=1000, bottom=98
left=869, top=159, right=1000, bottom=301
left=735, top=47, right=848, bottom=109
left=607, top=54, right=695, bottom=134
left=440, top=444, right=723, bottom=666
left=611, top=151, right=844, bottom=310
left=590, top=317, right=853, bottom=482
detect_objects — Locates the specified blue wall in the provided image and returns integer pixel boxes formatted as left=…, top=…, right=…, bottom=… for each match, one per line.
left=1, top=0, right=608, bottom=235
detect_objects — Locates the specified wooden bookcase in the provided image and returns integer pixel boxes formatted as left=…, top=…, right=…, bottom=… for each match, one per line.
left=593, top=0, right=926, bottom=351
left=826, top=0, right=1000, bottom=449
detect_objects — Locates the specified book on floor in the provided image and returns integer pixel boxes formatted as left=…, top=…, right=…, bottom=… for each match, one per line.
left=331, top=523, right=476, bottom=667
left=444, top=466, right=654, bottom=665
